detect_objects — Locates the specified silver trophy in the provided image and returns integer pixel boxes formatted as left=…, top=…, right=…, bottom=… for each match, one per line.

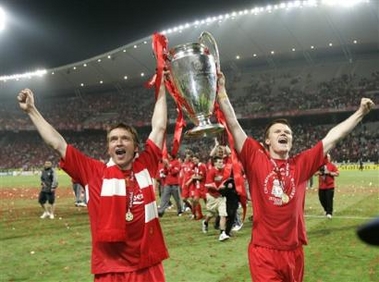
left=167, top=31, right=224, bottom=138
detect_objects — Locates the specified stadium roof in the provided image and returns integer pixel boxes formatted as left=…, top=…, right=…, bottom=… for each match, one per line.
left=1, top=0, right=378, bottom=97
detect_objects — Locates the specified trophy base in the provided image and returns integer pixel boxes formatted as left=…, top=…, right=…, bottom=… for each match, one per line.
left=184, top=123, right=224, bottom=138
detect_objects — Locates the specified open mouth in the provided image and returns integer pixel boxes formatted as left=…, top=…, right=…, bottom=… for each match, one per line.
left=115, top=148, right=126, bottom=155
left=278, top=137, right=288, bottom=144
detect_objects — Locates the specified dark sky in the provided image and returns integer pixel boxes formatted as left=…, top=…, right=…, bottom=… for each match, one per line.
left=0, top=0, right=271, bottom=75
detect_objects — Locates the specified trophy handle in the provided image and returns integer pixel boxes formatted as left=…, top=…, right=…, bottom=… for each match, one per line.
left=199, top=31, right=220, bottom=72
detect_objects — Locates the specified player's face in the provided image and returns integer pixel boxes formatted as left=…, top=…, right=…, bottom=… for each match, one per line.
left=265, top=123, right=293, bottom=156
left=214, top=159, right=224, bottom=170
left=107, top=127, right=137, bottom=170
left=216, top=146, right=224, bottom=157
left=192, top=156, right=199, bottom=164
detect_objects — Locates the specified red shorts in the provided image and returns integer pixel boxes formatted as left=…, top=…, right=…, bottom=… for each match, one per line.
left=94, top=263, right=165, bottom=282
left=248, top=244, right=304, bottom=282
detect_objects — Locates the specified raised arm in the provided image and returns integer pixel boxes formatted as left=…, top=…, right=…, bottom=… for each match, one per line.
left=17, top=89, right=67, bottom=158
left=216, top=72, right=247, bottom=153
left=209, top=138, right=219, bottom=157
left=322, top=98, right=374, bottom=154
left=148, top=76, right=167, bottom=150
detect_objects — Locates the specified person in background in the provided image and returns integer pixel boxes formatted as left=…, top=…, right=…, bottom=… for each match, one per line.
left=209, top=138, right=231, bottom=230
left=209, top=137, right=232, bottom=165
left=180, top=149, right=195, bottom=213
left=216, top=71, right=374, bottom=282
left=72, top=177, right=87, bottom=207
left=17, top=74, right=169, bottom=282
left=185, top=153, right=206, bottom=220
left=307, top=176, right=314, bottom=189
left=39, top=160, right=58, bottom=219
left=220, top=176, right=240, bottom=237
left=203, top=156, right=232, bottom=242
left=154, top=159, right=166, bottom=206
left=315, top=153, right=339, bottom=219
left=358, top=158, right=364, bottom=171
left=158, top=152, right=183, bottom=217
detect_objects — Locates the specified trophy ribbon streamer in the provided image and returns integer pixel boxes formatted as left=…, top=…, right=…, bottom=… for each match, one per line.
left=149, top=32, right=186, bottom=157
left=214, top=101, right=247, bottom=221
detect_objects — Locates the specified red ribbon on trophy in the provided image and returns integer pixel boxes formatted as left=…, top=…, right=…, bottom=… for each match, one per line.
left=146, top=33, right=186, bottom=157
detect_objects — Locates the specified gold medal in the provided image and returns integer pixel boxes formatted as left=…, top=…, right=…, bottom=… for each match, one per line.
left=282, top=193, right=289, bottom=204
left=125, top=211, right=134, bottom=222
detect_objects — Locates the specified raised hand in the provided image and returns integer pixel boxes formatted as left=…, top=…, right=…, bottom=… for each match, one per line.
left=359, top=98, right=375, bottom=115
left=17, top=88, right=35, bottom=112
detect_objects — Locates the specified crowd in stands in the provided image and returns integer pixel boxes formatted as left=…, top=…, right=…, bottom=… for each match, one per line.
left=1, top=120, right=377, bottom=171
left=227, top=67, right=379, bottom=118
left=1, top=60, right=378, bottom=170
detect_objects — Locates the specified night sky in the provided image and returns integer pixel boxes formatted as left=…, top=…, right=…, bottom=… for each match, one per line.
left=0, top=0, right=270, bottom=75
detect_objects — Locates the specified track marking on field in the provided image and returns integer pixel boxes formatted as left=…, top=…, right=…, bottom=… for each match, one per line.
left=305, top=214, right=376, bottom=220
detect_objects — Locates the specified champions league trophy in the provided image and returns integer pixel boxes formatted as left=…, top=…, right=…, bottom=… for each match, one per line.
left=167, top=31, right=224, bottom=138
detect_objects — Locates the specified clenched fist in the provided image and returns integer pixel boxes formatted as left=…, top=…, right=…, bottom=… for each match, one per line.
left=17, top=88, right=35, bottom=112
left=360, top=98, right=375, bottom=115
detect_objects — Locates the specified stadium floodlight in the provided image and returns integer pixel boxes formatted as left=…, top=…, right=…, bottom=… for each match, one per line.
left=0, top=69, right=47, bottom=82
left=321, top=0, right=367, bottom=7
left=0, top=7, right=5, bottom=31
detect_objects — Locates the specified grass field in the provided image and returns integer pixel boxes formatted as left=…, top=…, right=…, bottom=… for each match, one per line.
left=0, top=170, right=378, bottom=282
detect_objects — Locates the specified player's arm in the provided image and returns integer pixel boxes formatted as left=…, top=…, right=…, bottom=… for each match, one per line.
left=327, top=165, right=339, bottom=177
left=205, top=183, right=218, bottom=192
left=209, top=138, right=219, bottom=157
left=322, top=98, right=374, bottom=154
left=184, top=175, right=193, bottom=187
left=149, top=75, right=167, bottom=150
left=216, top=72, right=247, bottom=153
left=17, top=89, right=67, bottom=158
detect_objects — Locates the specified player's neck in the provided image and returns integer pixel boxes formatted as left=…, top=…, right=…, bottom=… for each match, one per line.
left=269, top=150, right=289, bottom=160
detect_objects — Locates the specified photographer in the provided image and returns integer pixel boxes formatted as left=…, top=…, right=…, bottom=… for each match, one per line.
left=315, top=153, right=339, bottom=219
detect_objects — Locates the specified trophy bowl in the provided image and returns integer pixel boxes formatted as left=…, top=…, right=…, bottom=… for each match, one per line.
left=167, top=34, right=224, bottom=138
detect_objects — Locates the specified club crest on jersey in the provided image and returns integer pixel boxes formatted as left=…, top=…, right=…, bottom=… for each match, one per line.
left=264, top=171, right=296, bottom=206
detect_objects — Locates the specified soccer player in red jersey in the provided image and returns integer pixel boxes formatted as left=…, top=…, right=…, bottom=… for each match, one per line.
left=180, top=149, right=195, bottom=213
left=17, top=76, right=169, bottom=282
left=216, top=71, right=374, bottom=282
left=185, top=153, right=207, bottom=220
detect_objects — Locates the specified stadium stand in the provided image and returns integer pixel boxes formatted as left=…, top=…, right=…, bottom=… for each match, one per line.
left=1, top=56, right=378, bottom=170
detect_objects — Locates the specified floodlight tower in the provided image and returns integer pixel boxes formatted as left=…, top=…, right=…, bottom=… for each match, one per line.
left=0, top=7, right=5, bottom=31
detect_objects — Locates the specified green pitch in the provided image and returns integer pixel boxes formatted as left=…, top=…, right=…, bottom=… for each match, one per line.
left=0, top=170, right=378, bottom=282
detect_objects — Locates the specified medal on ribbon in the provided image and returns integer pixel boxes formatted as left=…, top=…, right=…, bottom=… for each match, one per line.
left=125, top=173, right=134, bottom=222
left=125, top=210, right=134, bottom=222
left=281, top=193, right=289, bottom=204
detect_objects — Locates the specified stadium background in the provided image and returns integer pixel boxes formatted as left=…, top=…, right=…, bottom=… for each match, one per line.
left=0, top=0, right=378, bottom=171
left=0, top=2, right=378, bottom=282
